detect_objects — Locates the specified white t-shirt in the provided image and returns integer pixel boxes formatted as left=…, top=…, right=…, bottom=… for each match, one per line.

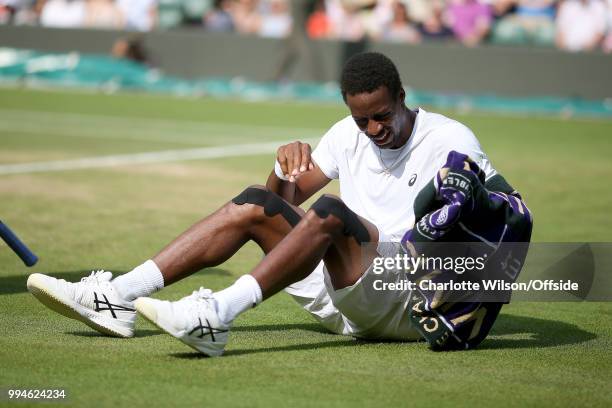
left=556, top=0, right=607, bottom=51
left=312, top=108, right=496, bottom=243
left=40, top=0, right=85, bottom=28
left=117, top=0, right=157, bottom=31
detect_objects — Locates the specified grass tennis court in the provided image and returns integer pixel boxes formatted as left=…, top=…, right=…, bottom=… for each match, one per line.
left=1, top=88, right=611, bottom=407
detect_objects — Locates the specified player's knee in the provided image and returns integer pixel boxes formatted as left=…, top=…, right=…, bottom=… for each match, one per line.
left=231, top=185, right=300, bottom=227
left=309, top=194, right=370, bottom=244
left=229, top=185, right=267, bottom=216
left=302, top=206, right=341, bottom=235
left=239, top=184, right=268, bottom=194
left=307, top=194, right=347, bottom=232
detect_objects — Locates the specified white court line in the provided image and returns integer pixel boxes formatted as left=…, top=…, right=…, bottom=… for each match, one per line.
left=0, top=139, right=319, bottom=175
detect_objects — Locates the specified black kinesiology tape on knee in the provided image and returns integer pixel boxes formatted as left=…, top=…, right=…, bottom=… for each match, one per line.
left=310, top=196, right=370, bottom=245
left=232, top=187, right=301, bottom=227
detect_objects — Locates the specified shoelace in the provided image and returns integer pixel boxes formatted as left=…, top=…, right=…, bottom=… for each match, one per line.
left=59, top=270, right=111, bottom=304
left=186, top=287, right=214, bottom=302
left=79, top=270, right=109, bottom=285
left=183, top=287, right=216, bottom=317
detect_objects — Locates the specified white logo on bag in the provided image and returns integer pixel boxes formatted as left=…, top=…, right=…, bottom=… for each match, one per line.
left=436, top=207, right=448, bottom=225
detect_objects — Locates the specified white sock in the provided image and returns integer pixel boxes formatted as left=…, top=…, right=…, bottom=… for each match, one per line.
left=213, top=275, right=262, bottom=325
left=112, top=260, right=165, bottom=302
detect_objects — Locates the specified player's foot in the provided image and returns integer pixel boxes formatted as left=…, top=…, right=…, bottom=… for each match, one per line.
left=134, top=288, right=230, bottom=357
left=27, top=271, right=136, bottom=338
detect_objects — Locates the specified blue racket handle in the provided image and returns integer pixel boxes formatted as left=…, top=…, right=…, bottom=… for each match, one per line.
left=0, top=221, right=38, bottom=267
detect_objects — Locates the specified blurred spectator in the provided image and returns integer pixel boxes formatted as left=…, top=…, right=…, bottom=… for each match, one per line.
left=604, top=0, right=612, bottom=52
left=380, top=0, right=421, bottom=43
left=9, top=0, right=612, bottom=53
left=325, top=0, right=368, bottom=41
left=0, top=0, right=37, bottom=24
left=486, top=0, right=517, bottom=17
left=230, top=0, right=261, bottom=34
left=306, top=0, right=332, bottom=38
left=418, top=1, right=454, bottom=39
left=491, top=0, right=556, bottom=46
left=116, top=0, right=157, bottom=31
left=362, top=0, right=394, bottom=39
left=405, top=0, right=438, bottom=24
left=39, top=0, right=85, bottom=28
left=258, top=0, right=291, bottom=38
left=204, top=0, right=234, bottom=32
left=83, top=0, right=123, bottom=29
left=182, top=0, right=211, bottom=25
left=556, top=0, right=606, bottom=52
left=111, top=35, right=150, bottom=64
left=447, top=0, right=493, bottom=46
left=156, top=0, right=182, bottom=29
left=0, top=2, right=9, bottom=23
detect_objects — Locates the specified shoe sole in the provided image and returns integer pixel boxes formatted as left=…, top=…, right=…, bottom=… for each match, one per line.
left=27, top=274, right=133, bottom=338
left=134, top=298, right=223, bottom=357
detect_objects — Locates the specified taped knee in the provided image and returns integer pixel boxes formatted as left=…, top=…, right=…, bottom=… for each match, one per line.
left=231, top=187, right=301, bottom=227
left=310, top=195, right=370, bottom=245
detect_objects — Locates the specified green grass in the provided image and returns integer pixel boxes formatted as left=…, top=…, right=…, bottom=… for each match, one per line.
left=0, top=88, right=611, bottom=407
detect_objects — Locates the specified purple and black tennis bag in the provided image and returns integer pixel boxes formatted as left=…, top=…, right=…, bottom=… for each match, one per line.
left=401, top=151, right=533, bottom=350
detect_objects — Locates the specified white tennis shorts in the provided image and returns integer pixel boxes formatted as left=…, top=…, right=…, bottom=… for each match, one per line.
left=284, top=241, right=421, bottom=341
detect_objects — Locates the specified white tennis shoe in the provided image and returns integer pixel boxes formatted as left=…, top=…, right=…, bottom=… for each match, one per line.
left=134, top=288, right=230, bottom=357
left=27, top=271, right=136, bottom=338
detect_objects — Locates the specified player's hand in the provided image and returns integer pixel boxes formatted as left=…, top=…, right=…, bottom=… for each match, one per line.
left=276, top=141, right=315, bottom=183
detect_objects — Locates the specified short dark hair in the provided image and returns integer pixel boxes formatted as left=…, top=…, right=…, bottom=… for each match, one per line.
left=340, top=52, right=403, bottom=102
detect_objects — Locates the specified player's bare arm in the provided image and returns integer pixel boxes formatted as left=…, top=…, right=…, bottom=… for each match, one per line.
left=266, top=140, right=331, bottom=206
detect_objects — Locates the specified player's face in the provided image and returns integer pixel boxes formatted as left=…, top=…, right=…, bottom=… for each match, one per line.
left=346, top=86, right=405, bottom=149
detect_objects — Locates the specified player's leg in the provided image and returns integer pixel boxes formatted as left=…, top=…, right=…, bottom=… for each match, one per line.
left=26, top=185, right=304, bottom=338
left=135, top=194, right=382, bottom=356
left=252, top=194, right=379, bottom=297
left=151, top=185, right=304, bottom=285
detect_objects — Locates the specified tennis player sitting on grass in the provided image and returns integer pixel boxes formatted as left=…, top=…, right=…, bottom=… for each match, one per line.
left=27, top=52, right=530, bottom=356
